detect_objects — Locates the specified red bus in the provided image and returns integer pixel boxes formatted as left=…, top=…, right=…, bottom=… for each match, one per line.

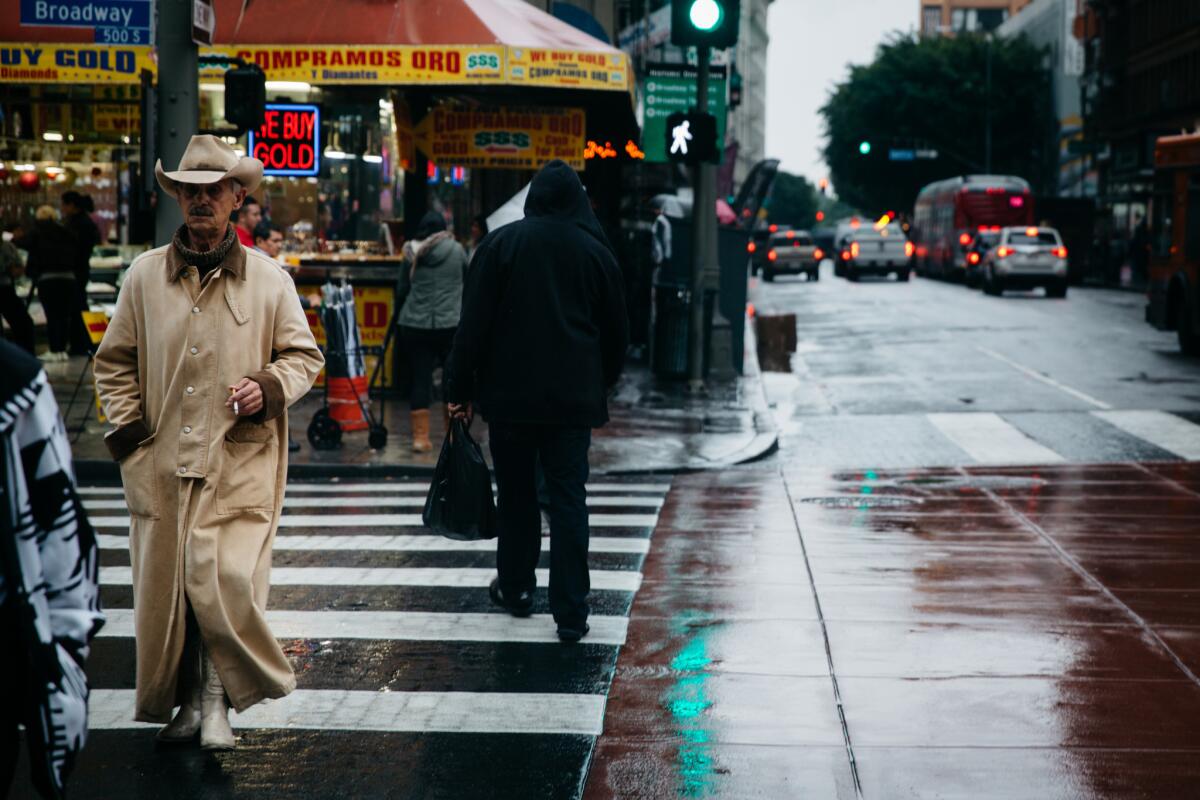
left=911, top=175, right=1034, bottom=280
left=1146, top=133, right=1200, bottom=355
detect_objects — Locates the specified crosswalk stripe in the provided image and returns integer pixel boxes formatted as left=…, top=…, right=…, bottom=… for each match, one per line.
left=927, top=412, right=1066, bottom=465
left=96, top=533, right=650, bottom=554
left=97, top=609, right=629, bottom=645
left=81, top=495, right=664, bottom=511
left=76, top=482, right=672, bottom=496
left=88, top=689, right=607, bottom=736
left=99, top=566, right=643, bottom=592
left=89, top=512, right=660, bottom=528
left=1092, top=410, right=1200, bottom=460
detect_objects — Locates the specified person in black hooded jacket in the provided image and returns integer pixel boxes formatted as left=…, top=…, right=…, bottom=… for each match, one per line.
left=445, top=159, right=628, bottom=643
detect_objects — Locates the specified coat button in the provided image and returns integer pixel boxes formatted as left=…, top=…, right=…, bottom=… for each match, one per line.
left=178, top=466, right=187, bottom=474
left=183, top=426, right=192, bottom=434
left=186, top=386, right=195, bottom=394
left=190, top=346, right=199, bottom=355
left=192, top=306, right=201, bottom=314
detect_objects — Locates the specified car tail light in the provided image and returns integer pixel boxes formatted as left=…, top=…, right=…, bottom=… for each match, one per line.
left=747, top=242, right=756, bottom=254
left=769, top=224, right=778, bottom=233
left=768, top=249, right=778, bottom=262
left=1053, top=246, right=1068, bottom=258
left=813, top=248, right=825, bottom=261
left=850, top=242, right=860, bottom=258
left=968, top=252, right=981, bottom=265
left=841, top=250, right=851, bottom=261
left=905, top=241, right=914, bottom=257
left=1026, top=227, right=1038, bottom=237
left=958, top=232, right=972, bottom=246
left=786, top=230, right=796, bottom=239
left=997, top=246, right=1013, bottom=258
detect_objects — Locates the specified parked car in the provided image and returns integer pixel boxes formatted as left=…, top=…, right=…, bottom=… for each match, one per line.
left=747, top=223, right=790, bottom=276
left=763, top=229, right=823, bottom=282
left=839, top=226, right=912, bottom=282
left=980, top=226, right=1069, bottom=297
left=964, top=229, right=1002, bottom=287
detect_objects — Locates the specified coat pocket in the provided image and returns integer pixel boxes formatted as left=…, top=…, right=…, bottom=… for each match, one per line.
left=118, top=433, right=159, bottom=519
left=216, top=423, right=278, bottom=515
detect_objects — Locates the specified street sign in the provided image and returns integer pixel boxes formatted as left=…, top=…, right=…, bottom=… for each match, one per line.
left=889, top=149, right=915, bottom=162
left=192, top=0, right=215, bottom=46
left=19, top=0, right=153, bottom=45
left=249, top=104, right=321, bottom=177
left=915, top=148, right=939, bottom=160
left=643, top=62, right=726, bottom=163
left=665, top=111, right=717, bottom=165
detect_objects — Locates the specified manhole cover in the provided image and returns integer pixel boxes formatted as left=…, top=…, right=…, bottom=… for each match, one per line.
left=798, top=496, right=923, bottom=508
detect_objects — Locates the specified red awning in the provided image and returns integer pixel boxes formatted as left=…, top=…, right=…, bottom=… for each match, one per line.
left=214, top=0, right=619, bottom=52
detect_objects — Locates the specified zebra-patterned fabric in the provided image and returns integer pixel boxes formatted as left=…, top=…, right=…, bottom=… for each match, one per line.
left=0, top=339, right=104, bottom=799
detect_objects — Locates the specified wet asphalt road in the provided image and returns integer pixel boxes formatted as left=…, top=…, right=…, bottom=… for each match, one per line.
left=752, top=263, right=1200, bottom=467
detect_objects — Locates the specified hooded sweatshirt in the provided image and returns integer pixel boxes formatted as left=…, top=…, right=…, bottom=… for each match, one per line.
left=445, top=160, right=629, bottom=427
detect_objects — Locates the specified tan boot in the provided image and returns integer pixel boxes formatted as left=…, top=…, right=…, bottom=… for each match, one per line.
left=156, top=638, right=201, bottom=743
left=411, top=409, right=433, bottom=453
left=199, top=649, right=235, bottom=751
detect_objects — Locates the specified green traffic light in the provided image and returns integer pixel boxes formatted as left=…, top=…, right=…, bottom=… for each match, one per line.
left=689, top=0, right=722, bottom=30
left=859, top=141, right=872, bottom=155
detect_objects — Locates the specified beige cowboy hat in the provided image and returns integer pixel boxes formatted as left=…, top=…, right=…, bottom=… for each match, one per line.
left=155, top=134, right=263, bottom=195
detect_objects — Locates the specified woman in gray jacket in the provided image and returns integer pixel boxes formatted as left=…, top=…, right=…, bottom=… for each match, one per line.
left=397, top=211, right=468, bottom=451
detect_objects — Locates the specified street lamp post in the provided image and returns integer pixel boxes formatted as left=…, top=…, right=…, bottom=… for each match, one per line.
left=154, top=0, right=199, bottom=246
left=688, top=44, right=717, bottom=392
left=985, top=33, right=993, bottom=174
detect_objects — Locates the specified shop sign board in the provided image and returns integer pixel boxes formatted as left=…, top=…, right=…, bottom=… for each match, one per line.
left=248, top=103, right=320, bottom=177
left=506, top=48, right=629, bottom=91
left=642, top=63, right=726, bottom=164
left=192, top=0, right=214, bottom=47
left=414, top=106, right=587, bottom=171
left=200, top=44, right=508, bottom=86
left=298, top=285, right=396, bottom=388
left=19, top=0, right=153, bottom=45
left=0, top=43, right=155, bottom=82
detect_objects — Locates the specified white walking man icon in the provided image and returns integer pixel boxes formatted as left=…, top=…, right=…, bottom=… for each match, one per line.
left=670, top=120, right=693, bottom=155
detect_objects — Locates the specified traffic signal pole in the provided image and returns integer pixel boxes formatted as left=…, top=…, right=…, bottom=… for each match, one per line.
left=154, top=0, right=199, bottom=245
left=688, top=44, right=717, bottom=392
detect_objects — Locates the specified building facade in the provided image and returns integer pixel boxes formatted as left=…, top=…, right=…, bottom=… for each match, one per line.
left=920, top=0, right=1033, bottom=36
left=997, top=0, right=1094, bottom=197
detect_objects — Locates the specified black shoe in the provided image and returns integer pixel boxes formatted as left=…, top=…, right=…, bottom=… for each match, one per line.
left=489, top=578, right=533, bottom=617
left=556, top=622, right=590, bottom=643
left=288, top=437, right=301, bottom=453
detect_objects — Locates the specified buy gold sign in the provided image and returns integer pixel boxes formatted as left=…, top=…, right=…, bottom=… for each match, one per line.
left=415, top=107, right=586, bottom=170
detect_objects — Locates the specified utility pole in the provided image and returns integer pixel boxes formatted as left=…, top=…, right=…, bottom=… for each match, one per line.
left=154, top=0, right=199, bottom=245
left=687, top=44, right=717, bottom=393
left=984, top=33, right=993, bottom=175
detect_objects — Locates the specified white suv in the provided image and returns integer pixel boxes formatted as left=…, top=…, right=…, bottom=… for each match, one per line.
left=981, top=226, right=1069, bottom=298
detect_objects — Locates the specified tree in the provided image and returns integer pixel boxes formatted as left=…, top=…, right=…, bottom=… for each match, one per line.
left=820, top=33, right=1055, bottom=216
left=764, top=171, right=819, bottom=229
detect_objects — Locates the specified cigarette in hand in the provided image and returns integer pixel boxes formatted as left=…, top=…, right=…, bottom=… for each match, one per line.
left=231, top=386, right=239, bottom=416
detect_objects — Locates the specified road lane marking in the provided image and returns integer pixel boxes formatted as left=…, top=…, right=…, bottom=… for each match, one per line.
left=97, top=609, right=628, bottom=646
left=89, top=512, right=660, bottom=529
left=976, top=346, right=1112, bottom=410
left=96, top=533, right=650, bottom=554
left=99, top=566, right=643, bottom=592
left=77, top=482, right=672, bottom=495
left=1092, top=410, right=1200, bottom=460
left=82, top=495, right=663, bottom=511
left=928, top=412, right=1066, bottom=465
left=88, top=689, right=607, bottom=735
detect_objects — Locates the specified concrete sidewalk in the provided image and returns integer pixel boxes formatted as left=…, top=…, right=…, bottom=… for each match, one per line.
left=49, top=325, right=775, bottom=479
left=585, top=462, right=1200, bottom=799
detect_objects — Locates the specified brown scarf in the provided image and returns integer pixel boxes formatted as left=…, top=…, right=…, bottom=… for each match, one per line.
left=172, top=224, right=237, bottom=270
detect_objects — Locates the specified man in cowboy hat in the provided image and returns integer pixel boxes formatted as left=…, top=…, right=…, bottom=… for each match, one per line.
left=94, top=135, right=323, bottom=749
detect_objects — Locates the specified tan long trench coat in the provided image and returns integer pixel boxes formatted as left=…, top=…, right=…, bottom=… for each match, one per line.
left=94, top=235, right=323, bottom=722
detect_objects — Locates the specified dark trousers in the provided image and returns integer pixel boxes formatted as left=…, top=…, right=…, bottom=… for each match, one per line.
left=401, top=325, right=456, bottom=410
left=0, top=284, right=34, bottom=354
left=1, top=605, right=20, bottom=795
left=489, top=423, right=592, bottom=627
left=37, top=278, right=76, bottom=354
left=70, top=279, right=93, bottom=355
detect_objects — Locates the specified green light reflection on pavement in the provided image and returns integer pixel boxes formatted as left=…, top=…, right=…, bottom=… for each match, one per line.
left=665, top=610, right=720, bottom=797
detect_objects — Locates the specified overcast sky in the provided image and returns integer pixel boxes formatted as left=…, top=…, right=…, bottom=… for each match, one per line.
left=764, top=0, right=918, bottom=185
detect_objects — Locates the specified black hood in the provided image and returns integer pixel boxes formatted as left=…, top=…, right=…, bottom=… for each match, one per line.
left=523, top=160, right=612, bottom=254
left=415, top=211, right=447, bottom=240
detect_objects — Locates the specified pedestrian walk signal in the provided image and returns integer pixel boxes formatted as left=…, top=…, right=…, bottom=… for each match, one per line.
left=665, top=111, right=718, bottom=165
left=671, top=0, right=740, bottom=49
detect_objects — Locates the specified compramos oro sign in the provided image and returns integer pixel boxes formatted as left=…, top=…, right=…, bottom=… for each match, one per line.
left=248, top=104, right=321, bottom=177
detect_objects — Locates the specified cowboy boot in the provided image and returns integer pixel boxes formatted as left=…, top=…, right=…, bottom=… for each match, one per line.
left=156, top=637, right=201, bottom=742
left=411, top=409, right=433, bottom=453
left=199, top=648, right=235, bottom=751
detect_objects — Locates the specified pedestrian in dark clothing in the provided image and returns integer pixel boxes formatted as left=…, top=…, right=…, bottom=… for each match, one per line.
left=398, top=211, right=468, bottom=453
left=62, top=191, right=100, bottom=355
left=445, top=159, right=629, bottom=642
left=0, top=223, right=35, bottom=354
left=16, top=206, right=78, bottom=362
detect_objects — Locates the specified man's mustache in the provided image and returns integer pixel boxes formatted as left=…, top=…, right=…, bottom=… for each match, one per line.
left=188, top=206, right=215, bottom=217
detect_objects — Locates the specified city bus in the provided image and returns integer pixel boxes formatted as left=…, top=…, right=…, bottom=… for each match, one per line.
left=1146, top=132, right=1200, bottom=355
left=911, top=175, right=1034, bottom=280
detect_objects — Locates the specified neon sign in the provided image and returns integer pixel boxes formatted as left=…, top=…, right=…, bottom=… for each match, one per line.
left=248, top=103, right=321, bottom=177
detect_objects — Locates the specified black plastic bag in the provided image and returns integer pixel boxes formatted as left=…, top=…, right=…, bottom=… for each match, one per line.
left=423, top=418, right=497, bottom=540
